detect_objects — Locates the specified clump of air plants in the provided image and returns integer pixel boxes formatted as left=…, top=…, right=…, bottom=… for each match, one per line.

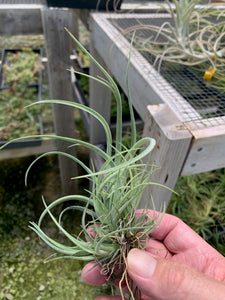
left=1, top=30, right=165, bottom=299
left=121, top=0, right=225, bottom=90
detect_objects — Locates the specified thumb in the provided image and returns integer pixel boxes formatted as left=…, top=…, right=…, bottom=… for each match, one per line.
left=127, top=248, right=225, bottom=300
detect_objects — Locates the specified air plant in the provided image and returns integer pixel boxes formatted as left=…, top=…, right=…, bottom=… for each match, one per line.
left=121, top=0, right=225, bottom=90
left=0, top=30, right=166, bottom=299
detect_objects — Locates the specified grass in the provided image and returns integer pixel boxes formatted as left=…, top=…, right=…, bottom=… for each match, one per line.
left=1, top=236, right=93, bottom=300
left=0, top=156, right=110, bottom=300
left=0, top=235, right=110, bottom=300
left=167, top=169, right=225, bottom=255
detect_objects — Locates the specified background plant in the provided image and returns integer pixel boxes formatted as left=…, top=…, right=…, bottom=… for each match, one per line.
left=167, top=169, right=225, bottom=255
left=121, top=0, right=225, bottom=90
left=0, top=87, right=41, bottom=140
left=2, top=48, right=41, bottom=86
left=0, top=48, right=43, bottom=141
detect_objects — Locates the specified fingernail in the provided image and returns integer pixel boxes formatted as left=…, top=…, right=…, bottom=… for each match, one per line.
left=128, top=248, right=157, bottom=278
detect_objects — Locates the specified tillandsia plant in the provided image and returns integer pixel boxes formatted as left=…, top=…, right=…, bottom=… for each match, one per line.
left=0, top=30, right=166, bottom=299
left=120, top=0, right=225, bottom=89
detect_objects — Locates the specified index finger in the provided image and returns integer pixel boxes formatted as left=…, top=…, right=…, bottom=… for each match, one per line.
left=136, top=209, right=207, bottom=253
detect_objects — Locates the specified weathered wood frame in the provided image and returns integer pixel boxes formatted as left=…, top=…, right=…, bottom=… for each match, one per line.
left=0, top=4, right=78, bottom=194
left=89, top=13, right=225, bottom=210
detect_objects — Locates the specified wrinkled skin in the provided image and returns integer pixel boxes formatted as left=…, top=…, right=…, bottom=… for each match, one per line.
left=82, top=210, right=225, bottom=300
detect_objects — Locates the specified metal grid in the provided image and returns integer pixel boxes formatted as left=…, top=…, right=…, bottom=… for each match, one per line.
left=110, top=17, right=225, bottom=128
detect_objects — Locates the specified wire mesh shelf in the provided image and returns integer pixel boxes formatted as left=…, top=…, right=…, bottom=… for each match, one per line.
left=109, top=16, right=225, bottom=129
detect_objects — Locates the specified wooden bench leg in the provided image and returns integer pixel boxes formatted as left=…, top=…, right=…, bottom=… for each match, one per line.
left=42, top=8, right=78, bottom=195
left=140, top=104, right=192, bottom=211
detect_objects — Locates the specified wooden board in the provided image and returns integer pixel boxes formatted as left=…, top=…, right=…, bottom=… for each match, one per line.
left=0, top=138, right=56, bottom=160
left=182, top=118, right=225, bottom=175
left=41, top=7, right=78, bottom=194
left=0, top=5, right=43, bottom=35
left=141, top=104, right=192, bottom=210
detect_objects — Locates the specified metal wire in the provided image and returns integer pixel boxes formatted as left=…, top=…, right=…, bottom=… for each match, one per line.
left=110, top=17, right=225, bottom=129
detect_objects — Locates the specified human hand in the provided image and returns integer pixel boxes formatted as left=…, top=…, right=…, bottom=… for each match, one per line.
left=82, top=210, right=225, bottom=300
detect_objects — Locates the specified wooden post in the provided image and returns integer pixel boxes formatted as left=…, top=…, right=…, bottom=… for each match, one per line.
left=76, top=9, right=90, bottom=29
left=89, top=44, right=112, bottom=146
left=181, top=120, right=225, bottom=176
left=141, top=104, right=192, bottom=211
left=70, top=9, right=79, bottom=49
left=41, top=7, right=78, bottom=195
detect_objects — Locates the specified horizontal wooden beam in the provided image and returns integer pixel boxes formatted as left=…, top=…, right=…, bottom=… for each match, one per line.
left=182, top=119, right=225, bottom=175
left=0, top=6, right=43, bottom=35
left=0, top=138, right=56, bottom=160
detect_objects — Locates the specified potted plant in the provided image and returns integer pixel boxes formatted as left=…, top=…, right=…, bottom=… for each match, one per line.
left=0, top=48, right=43, bottom=149
left=46, top=0, right=123, bottom=10
left=2, top=30, right=167, bottom=299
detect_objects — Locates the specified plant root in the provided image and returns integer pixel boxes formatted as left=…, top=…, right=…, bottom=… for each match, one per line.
left=101, top=231, right=148, bottom=299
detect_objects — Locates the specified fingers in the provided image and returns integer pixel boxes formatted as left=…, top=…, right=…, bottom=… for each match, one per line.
left=82, top=261, right=130, bottom=292
left=82, top=262, right=107, bottom=286
left=127, top=248, right=225, bottom=300
left=86, top=225, right=100, bottom=240
left=145, top=238, right=173, bottom=259
left=136, top=209, right=213, bottom=252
